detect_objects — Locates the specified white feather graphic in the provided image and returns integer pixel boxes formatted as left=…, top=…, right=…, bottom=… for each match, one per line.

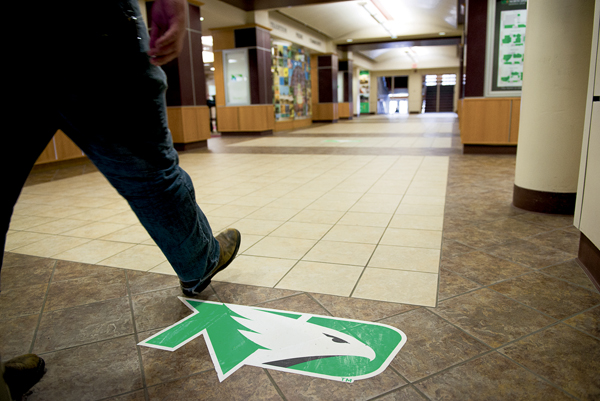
left=226, top=304, right=376, bottom=367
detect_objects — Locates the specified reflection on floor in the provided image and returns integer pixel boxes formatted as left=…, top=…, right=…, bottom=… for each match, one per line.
left=1, top=113, right=599, bottom=400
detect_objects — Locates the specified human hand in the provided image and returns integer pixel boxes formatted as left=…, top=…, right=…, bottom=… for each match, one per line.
left=148, top=0, right=186, bottom=66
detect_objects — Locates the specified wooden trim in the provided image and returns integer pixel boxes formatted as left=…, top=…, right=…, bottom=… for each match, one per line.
left=463, top=145, right=517, bottom=154
left=513, top=184, right=576, bottom=214
left=577, top=232, right=600, bottom=292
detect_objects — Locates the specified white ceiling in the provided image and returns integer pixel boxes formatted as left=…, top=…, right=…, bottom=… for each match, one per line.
left=200, top=0, right=463, bottom=71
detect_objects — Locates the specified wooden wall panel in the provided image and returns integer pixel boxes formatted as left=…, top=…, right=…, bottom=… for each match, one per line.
left=239, top=105, right=274, bottom=131
left=509, top=98, right=521, bottom=144
left=55, top=130, right=84, bottom=160
left=213, top=51, right=226, bottom=107
left=460, top=98, right=515, bottom=144
left=211, top=30, right=235, bottom=51
left=339, top=102, right=351, bottom=118
left=36, top=140, right=56, bottom=164
left=217, top=106, right=240, bottom=131
left=274, top=118, right=312, bottom=132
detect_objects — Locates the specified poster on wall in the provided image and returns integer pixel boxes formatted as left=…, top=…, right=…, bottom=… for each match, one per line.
left=272, top=41, right=311, bottom=121
left=359, top=70, right=370, bottom=114
left=491, top=0, right=527, bottom=93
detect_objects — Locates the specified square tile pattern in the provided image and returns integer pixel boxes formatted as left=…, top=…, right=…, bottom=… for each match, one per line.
left=2, top=113, right=599, bottom=400
left=9, top=146, right=449, bottom=307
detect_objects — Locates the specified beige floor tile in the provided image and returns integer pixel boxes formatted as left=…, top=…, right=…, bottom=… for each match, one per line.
left=389, top=215, right=444, bottom=230
left=246, top=207, right=300, bottom=222
left=269, top=222, right=333, bottom=240
left=360, top=194, right=404, bottom=204
left=267, top=198, right=315, bottom=210
left=100, top=210, right=140, bottom=225
left=8, top=216, right=58, bottom=231
left=213, top=255, right=297, bottom=287
left=228, top=196, right=277, bottom=207
left=243, top=236, right=317, bottom=259
left=395, top=204, right=444, bottom=216
left=52, top=240, right=134, bottom=264
left=61, top=221, right=131, bottom=239
left=231, top=219, right=283, bottom=236
left=401, top=195, right=446, bottom=206
left=306, top=199, right=356, bottom=212
left=208, top=216, right=241, bottom=233
left=323, top=225, right=385, bottom=244
left=380, top=228, right=443, bottom=249
left=337, top=212, right=393, bottom=227
left=353, top=268, right=438, bottom=306
left=405, top=187, right=447, bottom=197
left=100, top=225, right=152, bottom=243
left=275, top=261, right=363, bottom=296
left=148, top=261, right=177, bottom=276
left=100, top=244, right=166, bottom=271
left=369, top=245, right=440, bottom=273
left=95, top=199, right=130, bottom=210
left=5, top=231, right=53, bottom=251
left=11, top=235, right=91, bottom=258
left=208, top=204, right=260, bottom=219
left=349, top=201, right=399, bottom=214
left=302, top=240, right=376, bottom=266
left=238, top=234, right=264, bottom=253
left=290, top=209, right=345, bottom=225
left=24, top=219, right=92, bottom=235
left=68, top=208, right=123, bottom=222
left=34, top=206, right=92, bottom=219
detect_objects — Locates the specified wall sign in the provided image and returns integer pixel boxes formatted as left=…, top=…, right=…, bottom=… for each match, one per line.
left=139, top=298, right=407, bottom=383
left=486, top=0, right=528, bottom=96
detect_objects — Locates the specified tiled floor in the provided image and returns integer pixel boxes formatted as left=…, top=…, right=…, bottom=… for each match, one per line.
left=1, top=113, right=599, bottom=400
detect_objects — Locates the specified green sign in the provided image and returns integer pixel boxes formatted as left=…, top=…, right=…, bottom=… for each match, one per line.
left=139, top=298, right=406, bottom=383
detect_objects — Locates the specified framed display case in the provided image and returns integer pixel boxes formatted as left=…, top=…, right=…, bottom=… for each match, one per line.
left=223, top=49, right=250, bottom=106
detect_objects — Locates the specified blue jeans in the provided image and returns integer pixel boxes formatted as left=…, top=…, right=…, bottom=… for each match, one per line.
left=1, top=0, right=219, bottom=284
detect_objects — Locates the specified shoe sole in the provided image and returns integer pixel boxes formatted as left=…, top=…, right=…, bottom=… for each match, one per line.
left=181, top=230, right=241, bottom=296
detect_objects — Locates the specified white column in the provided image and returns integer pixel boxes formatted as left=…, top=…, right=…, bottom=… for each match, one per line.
left=513, top=0, right=595, bottom=212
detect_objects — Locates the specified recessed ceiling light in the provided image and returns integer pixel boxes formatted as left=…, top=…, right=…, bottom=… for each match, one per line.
left=347, top=39, right=353, bottom=42
left=200, top=17, right=204, bottom=21
left=439, top=32, right=446, bottom=35
left=210, top=67, right=215, bottom=71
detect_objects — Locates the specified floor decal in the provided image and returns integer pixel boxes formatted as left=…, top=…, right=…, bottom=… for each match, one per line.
left=139, top=298, right=407, bottom=383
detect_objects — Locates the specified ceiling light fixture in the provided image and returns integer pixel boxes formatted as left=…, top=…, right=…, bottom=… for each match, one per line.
left=359, top=1, right=397, bottom=39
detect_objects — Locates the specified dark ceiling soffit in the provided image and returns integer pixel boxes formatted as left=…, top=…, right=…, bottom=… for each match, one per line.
left=339, top=37, right=462, bottom=52
left=219, top=0, right=350, bottom=12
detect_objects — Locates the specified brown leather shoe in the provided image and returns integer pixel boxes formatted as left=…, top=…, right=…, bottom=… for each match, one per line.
left=3, top=354, right=46, bottom=400
left=180, top=228, right=241, bottom=296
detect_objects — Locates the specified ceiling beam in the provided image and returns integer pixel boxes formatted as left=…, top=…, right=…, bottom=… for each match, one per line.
left=339, top=36, right=461, bottom=52
left=219, top=0, right=350, bottom=12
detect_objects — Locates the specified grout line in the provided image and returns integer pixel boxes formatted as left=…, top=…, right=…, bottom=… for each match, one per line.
left=264, top=369, right=288, bottom=401
left=28, top=259, right=58, bottom=354
left=124, top=270, right=151, bottom=401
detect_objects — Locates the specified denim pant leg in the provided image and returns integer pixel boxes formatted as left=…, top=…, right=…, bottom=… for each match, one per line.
left=53, top=1, right=219, bottom=281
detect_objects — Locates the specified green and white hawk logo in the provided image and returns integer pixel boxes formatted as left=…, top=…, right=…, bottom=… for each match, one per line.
left=139, top=298, right=407, bottom=383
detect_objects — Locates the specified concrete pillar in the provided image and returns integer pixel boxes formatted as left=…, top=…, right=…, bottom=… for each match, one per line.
left=513, top=0, right=594, bottom=213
